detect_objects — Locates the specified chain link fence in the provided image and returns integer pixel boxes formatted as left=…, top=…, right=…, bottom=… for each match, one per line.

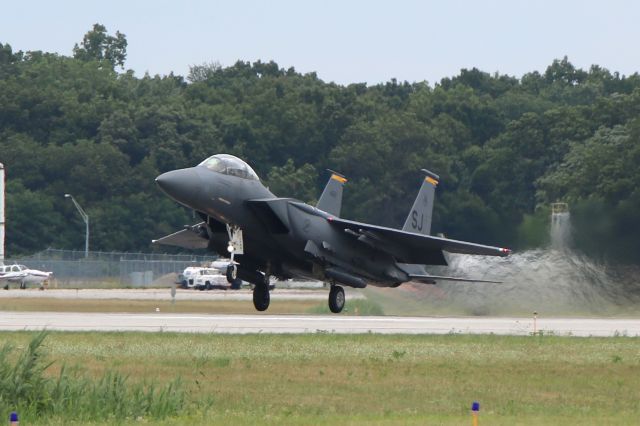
left=6, top=249, right=216, bottom=287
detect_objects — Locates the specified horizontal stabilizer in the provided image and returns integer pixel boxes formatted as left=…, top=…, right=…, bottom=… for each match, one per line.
left=398, top=263, right=502, bottom=284
left=408, top=274, right=502, bottom=284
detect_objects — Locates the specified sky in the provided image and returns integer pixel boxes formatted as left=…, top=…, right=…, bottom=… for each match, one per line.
left=1, top=0, right=639, bottom=85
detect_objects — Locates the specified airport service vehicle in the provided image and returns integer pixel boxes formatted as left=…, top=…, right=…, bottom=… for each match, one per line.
left=0, top=264, right=53, bottom=289
left=155, top=154, right=510, bottom=313
left=179, top=266, right=204, bottom=288
left=191, top=268, right=226, bottom=290
left=179, top=262, right=242, bottom=290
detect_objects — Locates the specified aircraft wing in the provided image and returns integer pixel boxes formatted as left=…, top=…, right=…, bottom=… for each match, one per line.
left=152, top=223, right=209, bottom=249
left=0, top=272, right=27, bottom=282
left=327, top=216, right=510, bottom=265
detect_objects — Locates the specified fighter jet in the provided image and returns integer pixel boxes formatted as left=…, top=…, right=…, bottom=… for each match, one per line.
left=154, top=154, right=511, bottom=313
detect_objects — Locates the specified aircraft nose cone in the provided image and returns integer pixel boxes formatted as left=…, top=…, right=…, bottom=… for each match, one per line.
left=155, top=168, right=203, bottom=208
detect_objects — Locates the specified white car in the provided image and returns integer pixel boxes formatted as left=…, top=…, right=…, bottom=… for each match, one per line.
left=0, top=264, right=53, bottom=289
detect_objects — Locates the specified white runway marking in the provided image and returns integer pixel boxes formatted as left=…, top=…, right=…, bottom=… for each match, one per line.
left=0, top=311, right=638, bottom=336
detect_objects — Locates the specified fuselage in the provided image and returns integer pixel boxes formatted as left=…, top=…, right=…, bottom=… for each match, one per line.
left=0, top=264, right=52, bottom=286
left=156, top=158, right=407, bottom=287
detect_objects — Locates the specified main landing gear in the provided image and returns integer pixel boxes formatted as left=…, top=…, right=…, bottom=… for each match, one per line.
left=328, top=284, right=345, bottom=313
left=253, top=275, right=271, bottom=311
left=227, top=261, right=271, bottom=310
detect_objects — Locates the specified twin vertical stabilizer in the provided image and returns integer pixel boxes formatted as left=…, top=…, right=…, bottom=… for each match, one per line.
left=402, top=169, right=439, bottom=235
left=316, top=168, right=438, bottom=234
left=316, top=170, right=347, bottom=217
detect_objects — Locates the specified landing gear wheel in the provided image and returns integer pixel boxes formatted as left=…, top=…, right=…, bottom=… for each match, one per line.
left=231, top=278, right=242, bottom=290
left=328, top=285, right=345, bottom=313
left=20, top=281, right=26, bottom=290
left=253, top=284, right=270, bottom=311
left=226, top=264, right=237, bottom=283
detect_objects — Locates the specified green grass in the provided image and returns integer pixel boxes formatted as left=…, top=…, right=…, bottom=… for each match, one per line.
left=0, top=331, right=638, bottom=424
left=0, top=332, right=184, bottom=423
left=0, top=298, right=321, bottom=314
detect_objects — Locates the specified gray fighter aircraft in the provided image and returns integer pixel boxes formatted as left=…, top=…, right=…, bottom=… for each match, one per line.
left=154, top=154, right=511, bottom=313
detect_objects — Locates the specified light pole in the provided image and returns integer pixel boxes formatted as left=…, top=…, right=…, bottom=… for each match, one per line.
left=64, top=194, right=89, bottom=258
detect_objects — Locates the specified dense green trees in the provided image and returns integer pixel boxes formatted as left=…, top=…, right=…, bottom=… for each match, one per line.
left=2, top=26, right=640, bottom=263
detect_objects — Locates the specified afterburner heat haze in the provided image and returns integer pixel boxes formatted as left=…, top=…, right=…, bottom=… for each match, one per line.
left=375, top=207, right=639, bottom=316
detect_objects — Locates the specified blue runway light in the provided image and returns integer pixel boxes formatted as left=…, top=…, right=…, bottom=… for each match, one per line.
left=10, top=411, right=18, bottom=425
left=471, top=401, right=480, bottom=426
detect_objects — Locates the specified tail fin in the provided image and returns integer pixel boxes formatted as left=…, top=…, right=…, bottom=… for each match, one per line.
left=402, top=169, right=439, bottom=235
left=316, top=170, right=347, bottom=217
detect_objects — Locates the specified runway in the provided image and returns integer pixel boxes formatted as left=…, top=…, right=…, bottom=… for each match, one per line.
left=1, top=311, right=638, bottom=336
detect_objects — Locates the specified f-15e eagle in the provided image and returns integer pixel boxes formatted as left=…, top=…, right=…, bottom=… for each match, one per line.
left=154, top=154, right=510, bottom=313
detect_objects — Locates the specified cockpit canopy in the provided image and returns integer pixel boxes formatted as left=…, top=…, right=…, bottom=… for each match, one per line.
left=0, top=264, right=26, bottom=273
left=198, top=154, right=259, bottom=181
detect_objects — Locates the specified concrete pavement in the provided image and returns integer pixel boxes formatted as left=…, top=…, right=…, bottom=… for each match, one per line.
left=1, top=311, right=638, bottom=336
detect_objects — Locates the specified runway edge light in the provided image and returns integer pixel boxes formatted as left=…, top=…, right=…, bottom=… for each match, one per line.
left=10, top=411, right=18, bottom=425
left=471, top=401, right=479, bottom=426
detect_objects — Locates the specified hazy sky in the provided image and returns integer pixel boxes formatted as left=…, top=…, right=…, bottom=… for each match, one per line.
left=2, top=0, right=638, bottom=85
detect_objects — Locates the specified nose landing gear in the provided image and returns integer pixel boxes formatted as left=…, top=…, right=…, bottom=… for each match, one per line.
left=328, top=284, right=345, bottom=313
left=226, top=263, right=237, bottom=281
left=225, top=223, right=273, bottom=311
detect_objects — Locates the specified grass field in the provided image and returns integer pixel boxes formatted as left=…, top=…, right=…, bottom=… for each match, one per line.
left=0, top=295, right=382, bottom=315
left=0, top=297, right=322, bottom=314
left=1, top=331, right=638, bottom=425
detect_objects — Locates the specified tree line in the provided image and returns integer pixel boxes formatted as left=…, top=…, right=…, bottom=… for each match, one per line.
left=1, top=24, right=640, bottom=263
